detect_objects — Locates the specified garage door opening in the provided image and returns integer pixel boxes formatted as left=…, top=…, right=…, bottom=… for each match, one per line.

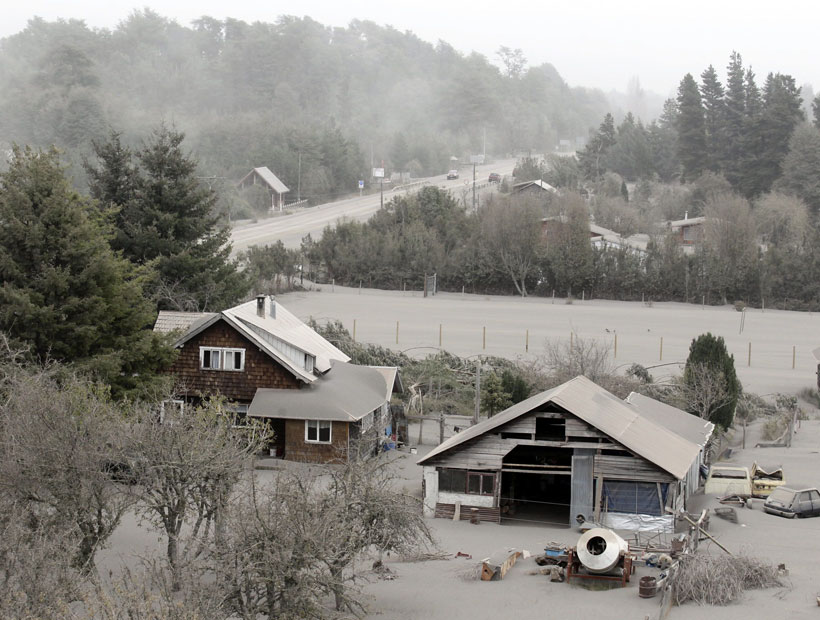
left=500, top=445, right=572, bottom=527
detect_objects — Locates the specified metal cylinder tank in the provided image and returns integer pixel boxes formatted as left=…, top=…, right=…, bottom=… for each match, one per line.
left=576, top=528, right=629, bottom=574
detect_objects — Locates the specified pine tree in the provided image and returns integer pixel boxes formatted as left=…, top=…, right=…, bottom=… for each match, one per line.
left=813, top=93, right=820, bottom=129
left=723, top=52, right=746, bottom=188
left=699, top=65, right=726, bottom=172
left=578, top=113, right=616, bottom=179
left=0, top=146, right=174, bottom=399
left=684, top=333, right=741, bottom=428
left=676, top=73, right=708, bottom=182
left=86, top=125, right=249, bottom=311
left=755, top=73, right=804, bottom=194
left=648, top=99, right=680, bottom=182
left=738, top=67, right=765, bottom=197
left=775, top=124, right=820, bottom=215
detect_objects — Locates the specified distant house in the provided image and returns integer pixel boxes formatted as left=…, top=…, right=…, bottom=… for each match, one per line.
left=541, top=216, right=647, bottom=255
left=237, top=167, right=290, bottom=211
left=154, top=296, right=399, bottom=463
left=662, top=214, right=705, bottom=254
left=512, top=179, right=559, bottom=196
left=418, top=376, right=705, bottom=532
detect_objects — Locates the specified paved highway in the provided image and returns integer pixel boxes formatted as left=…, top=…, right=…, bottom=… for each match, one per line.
left=230, top=158, right=517, bottom=253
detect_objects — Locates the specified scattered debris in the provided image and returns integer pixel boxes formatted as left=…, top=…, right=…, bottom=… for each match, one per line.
left=481, top=549, right=523, bottom=581
left=674, top=555, right=783, bottom=605
left=719, top=494, right=750, bottom=507
left=455, top=551, right=472, bottom=560
left=714, top=507, right=739, bottom=523
left=372, top=560, right=396, bottom=580
left=399, top=551, right=451, bottom=562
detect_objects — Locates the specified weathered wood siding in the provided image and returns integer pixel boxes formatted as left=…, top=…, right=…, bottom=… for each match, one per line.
left=565, top=417, right=608, bottom=439
left=284, top=419, right=349, bottom=463
left=594, top=454, right=675, bottom=482
left=169, top=319, right=301, bottom=401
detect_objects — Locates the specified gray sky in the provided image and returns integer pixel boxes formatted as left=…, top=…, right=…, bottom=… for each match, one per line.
left=3, top=0, right=818, bottom=96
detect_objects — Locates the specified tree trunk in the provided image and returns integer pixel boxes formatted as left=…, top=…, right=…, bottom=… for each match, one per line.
left=167, top=533, right=181, bottom=591
left=331, top=565, right=345, bottom=611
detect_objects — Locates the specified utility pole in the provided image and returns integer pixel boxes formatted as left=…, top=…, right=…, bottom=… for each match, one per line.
left=380, top=159, right=385, bottom=209
left=473, top=360, right=481, bottom=425
left=472, top=162, right=477, bottom=210
left=297, top=151, right=302, bottom=203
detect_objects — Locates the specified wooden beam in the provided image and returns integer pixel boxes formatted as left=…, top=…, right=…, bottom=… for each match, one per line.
left=594, top=474, right=604, bottom=522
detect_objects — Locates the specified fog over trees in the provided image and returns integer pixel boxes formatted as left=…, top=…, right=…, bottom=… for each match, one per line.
left=0, top=10, right=612, bottom=202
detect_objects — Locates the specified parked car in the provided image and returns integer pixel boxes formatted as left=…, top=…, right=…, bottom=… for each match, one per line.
left=751, top=462, right=785, bottom=498
left=764, top=486, right=820, bottom=518
left=704, top=465, right=752, bottom=496
left=488, top=172, right=501, bottom=183
left=446, top=169, right=459, bottom=180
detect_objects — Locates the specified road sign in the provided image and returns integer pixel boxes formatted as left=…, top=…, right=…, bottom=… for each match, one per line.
left=469, top=155, right=485, bottom=165
left=372, top=168, right=384, bottom=178
left=358, top=179, right=364, bottom=189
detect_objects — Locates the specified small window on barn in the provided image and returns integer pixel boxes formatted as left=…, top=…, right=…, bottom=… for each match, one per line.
left=535, top=418, right=565, bottom=441
left=500, top=432, right=531, bottom=440
left=467, top=472, right=495, bottom=496
left=438, top=469, right=467, bottom=493
left=305, top=354, right=315, bottom=372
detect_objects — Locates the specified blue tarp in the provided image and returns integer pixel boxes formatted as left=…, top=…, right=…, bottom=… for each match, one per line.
left=602, top=481, right=668, bottom=516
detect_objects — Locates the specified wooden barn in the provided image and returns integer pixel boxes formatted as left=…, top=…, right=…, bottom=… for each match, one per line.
left=418, top=376, right=705, bottom=532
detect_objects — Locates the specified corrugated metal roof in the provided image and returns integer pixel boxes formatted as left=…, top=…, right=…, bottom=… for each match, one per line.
left=418, top=376, right=700, bottom=480
left=625, top=392, right=714, bottom=448
left=153, top=311, right=216, bottom=334
left=248, top=360, right=387, bottom=422
left=668, top=216, right=705, bottom=228
left=238, top=166, right=289, bottom=194
left=163, top=297, right=350, bottom=384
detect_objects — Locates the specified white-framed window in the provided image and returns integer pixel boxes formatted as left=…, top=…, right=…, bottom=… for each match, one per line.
left=159, top=399, right=184, bottom=424
left=231, top=404, right=250, bottom=428
left=200, top=347, right=245, bottom=371
left=305, top=420, right=332, bottom=443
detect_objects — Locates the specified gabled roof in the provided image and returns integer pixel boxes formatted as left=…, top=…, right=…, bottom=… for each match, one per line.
left=418, top=376, right=700, bottom=480
left=153, top=311, right=216, bottom=334
left=625, top=392, right=714, bottom=448
left=238, top=166, right=289, bottom=194
left=157, top=297, right=349, bottom=384
left=370, top=366, right=402, bottom=400
left=513, top=179, right=559, bottom=194
left=248, top=360, right=388, bottom=422
left=667, top=216, right=705, bottom=228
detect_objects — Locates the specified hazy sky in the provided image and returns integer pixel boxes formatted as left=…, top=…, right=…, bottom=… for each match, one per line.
left=3, top=0, right=818, bottom=96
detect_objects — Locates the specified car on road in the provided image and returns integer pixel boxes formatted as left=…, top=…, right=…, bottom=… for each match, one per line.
left=446, top=170, right=459, bottom=180
left=704, top=465, right=752, bottom=496
left=751, top=462, right=785, bottom=498
left=763, top=486, right=820, bottom=518
left=488, top=172, right=501, bottom=183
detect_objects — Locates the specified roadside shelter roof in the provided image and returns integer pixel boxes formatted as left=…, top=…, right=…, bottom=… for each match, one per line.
left=238, top=166, right=289, bottom=194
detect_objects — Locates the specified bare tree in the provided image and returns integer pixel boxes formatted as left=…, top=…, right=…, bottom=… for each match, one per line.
left=0, top=497, right=83, bottom=619
left=130, top=399, right=267, bottom=590
left=219, top=458, right=433, bottom=618
left=537, top=335, right=614, bottom=385
left=317, top=457, right=433, bottom=612
left=677, top=362, right=732, bottom=422
left=480, top=195, right=544, bottom=296
left=0, top=366, right=135, bottom=572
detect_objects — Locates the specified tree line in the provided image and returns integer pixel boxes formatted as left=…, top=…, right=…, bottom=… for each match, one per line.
left=293, top=179, right=820, bottom=310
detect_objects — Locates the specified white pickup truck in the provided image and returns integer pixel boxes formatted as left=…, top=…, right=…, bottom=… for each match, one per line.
left=704, top=465, right=752, bottom=497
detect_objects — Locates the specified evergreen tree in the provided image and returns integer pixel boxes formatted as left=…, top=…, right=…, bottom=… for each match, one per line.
left=675, top=74, right=708, bottom=182
left=87, top=126, right=249, bottom=311
left=684, top=333, right=741, bottom=428
left=723, top=52, right=746, bottom=188
left=648, top=99, right=680, bottom=182
left=775, top=123, right=820, bottom=215
left=813, top=93, right=820, bottom=129
left=578, top=113, right=616, bottom=180
left=699, top=65, right=726, bottom=172
left=755, top=73, right=804, bottom=194
left=0, top=146, right=174, bottom=398
left=481, top=372, right=513, bottom=417
left=738, top=67, right=765, bottom=197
